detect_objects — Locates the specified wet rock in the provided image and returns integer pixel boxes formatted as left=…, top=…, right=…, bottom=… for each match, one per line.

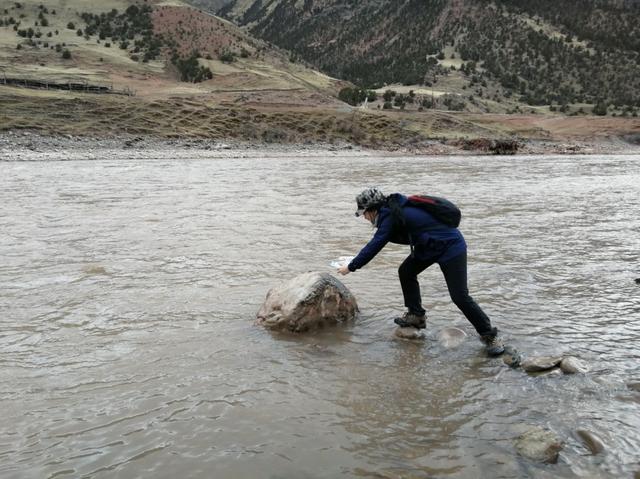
left=627, top=381, right=640, bottom=392
left=560, top=356, right=589, bottom=374
left=515, top=426, right=563, bottom=463
left=436, top=327, right=467, bottom=348
left=502, top=346, right=523, bottom=368
left=82, top=264, right=108, bottom=275
left=576, top=429, right=605, bottom=455
left=256, top=272, right=358, bottom=333
left=394, top=326, right=425, bottom=340
left=521, top=356, right=563, bottom=372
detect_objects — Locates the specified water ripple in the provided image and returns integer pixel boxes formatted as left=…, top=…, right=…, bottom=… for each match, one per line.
left=1, top=152, right=639, bottom=478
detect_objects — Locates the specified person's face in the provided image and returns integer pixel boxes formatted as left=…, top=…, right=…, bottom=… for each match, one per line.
left=363, top=209, right=377, bottom=224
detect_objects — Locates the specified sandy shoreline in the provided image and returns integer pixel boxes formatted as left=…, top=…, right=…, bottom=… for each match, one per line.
left=1, top=130, right=639, bottom=159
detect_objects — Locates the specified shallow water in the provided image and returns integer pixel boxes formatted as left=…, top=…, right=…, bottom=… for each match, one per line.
left=1, top=149, right=639, bottom=478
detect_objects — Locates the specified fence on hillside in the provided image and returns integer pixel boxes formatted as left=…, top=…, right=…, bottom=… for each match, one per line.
left=1, top=74, right=135, bottom=96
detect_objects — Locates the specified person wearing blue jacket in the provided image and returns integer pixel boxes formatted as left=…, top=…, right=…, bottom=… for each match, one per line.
left=337, top=187, right=504, bottom=355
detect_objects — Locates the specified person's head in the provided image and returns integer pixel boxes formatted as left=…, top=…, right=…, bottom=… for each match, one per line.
left=355, top=187, right=386, bottom=223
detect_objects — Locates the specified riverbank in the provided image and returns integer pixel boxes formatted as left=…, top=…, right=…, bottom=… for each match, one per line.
left=3, top=87, right=640, bottom=157
left=2, top=130, right=640, bottom=158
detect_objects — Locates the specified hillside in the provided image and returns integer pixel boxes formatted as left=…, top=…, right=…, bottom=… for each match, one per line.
left=215, top=0, right=640, bottom=116
left=0, top=0, right=345, bottom=100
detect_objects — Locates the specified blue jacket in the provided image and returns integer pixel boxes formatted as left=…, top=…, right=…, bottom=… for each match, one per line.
left=348, top=194, right=466, bottom=271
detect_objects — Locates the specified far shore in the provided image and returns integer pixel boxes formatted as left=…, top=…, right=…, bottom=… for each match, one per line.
left=2, top=130, right=639, bottom=158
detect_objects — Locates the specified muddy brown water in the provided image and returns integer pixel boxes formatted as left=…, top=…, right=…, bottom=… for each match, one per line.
left=1, top=149, right=639, bottom=478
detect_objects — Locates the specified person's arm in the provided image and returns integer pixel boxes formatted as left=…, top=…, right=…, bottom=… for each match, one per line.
left=346, top=213, right=393, bottom=272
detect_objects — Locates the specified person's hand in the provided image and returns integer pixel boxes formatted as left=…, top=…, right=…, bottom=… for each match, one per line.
left=337, top=265, right=350, bottom=276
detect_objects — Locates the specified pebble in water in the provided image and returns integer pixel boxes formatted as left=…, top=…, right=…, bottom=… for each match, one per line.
left=502, top=346, right=522, bottom=368
left=515, top=426, right=563, bottom=463
left=576, top=429, right=605, bottom=455
left=394, top=326, right=425, bottom=340
left=560, top=356, right=589, bottom=374
left=521, top=356, right=563, bottom=372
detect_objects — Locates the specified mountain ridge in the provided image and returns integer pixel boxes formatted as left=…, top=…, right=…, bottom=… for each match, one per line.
left=210, top=0, right=640, bottom=113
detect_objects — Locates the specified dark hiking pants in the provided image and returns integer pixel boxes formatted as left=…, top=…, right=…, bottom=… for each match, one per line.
left=398, top=251, right=496, bottom=336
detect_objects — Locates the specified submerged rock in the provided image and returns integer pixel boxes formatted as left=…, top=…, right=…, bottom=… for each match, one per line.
left=530, top=367, right=563, bottom=378
left=502, top=346, right=523, bottom=368
left=627, top=381, right=640, bottom=392
left=576, top=429, right=605, bottom=455
left=256, top=272, right=358, bottom=333
left=436, top=327, right=467, bottom=348
left=560, top=356, right=589, bottom=374
left=394, top=326, right=425, bottom=340
left=82, top=264, right=108, bottom=275
left=515, top=426, right=563, bottom=463
left=521, top=356, right=563, bottom=372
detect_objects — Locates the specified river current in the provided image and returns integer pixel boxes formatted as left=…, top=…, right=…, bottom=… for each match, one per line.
left=1, top=149, right=639, bottom=478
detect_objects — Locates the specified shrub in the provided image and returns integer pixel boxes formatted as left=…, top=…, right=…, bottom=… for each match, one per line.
left=76, top=29, right=83, bottom=36
left=383, top=90, right=396, bottom=102
left=62, top=48, right=71, bottom=59
left=442, top=93, right=466, bottom=111
left=173, top=52, right=213, bottom=82
left=219, top=50, right=235, bottom=63
left=67, top=21, right=75, bottom=29
left=383, top=101, right=393, bottom=109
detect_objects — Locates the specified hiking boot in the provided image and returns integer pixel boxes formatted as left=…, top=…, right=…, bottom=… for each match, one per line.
left=480, top=332, right=505, bottom=356
left=393, top=312, right=427, bottom=329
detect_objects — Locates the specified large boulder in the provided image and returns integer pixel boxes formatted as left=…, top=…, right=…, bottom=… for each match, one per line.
left=256, top=272, right=358, bottom=333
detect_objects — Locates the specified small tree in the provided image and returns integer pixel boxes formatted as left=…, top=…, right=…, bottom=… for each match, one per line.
left=593, top=101, right=608, bottom=116
left=67, top=21, right=75, bottom=29
left=62, top=48, right=71, bottom=59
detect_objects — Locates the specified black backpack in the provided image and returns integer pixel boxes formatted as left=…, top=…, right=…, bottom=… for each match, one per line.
left=406, top=195, right=462, bottom=228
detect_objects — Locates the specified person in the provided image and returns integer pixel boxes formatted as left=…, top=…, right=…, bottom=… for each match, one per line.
left=337, top=187, right=504, bottom=356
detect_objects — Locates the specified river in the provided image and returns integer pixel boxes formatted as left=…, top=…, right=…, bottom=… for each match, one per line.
left=1, top=149, right=639, bottom=478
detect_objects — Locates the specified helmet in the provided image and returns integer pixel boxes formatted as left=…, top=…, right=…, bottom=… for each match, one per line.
left=355, top=187, right=386, bottom=216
